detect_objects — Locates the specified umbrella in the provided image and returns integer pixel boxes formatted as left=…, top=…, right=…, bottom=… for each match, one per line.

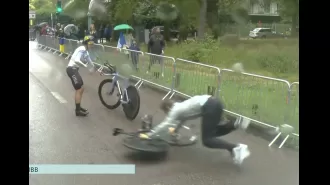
left=64, top=24, right=78, bottom=35
left=114, top=24, right=133, bottom=31
left=37, top=22, right=48, bottom=27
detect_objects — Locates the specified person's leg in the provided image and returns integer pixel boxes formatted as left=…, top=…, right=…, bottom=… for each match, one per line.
left=66, top=67, right=88, bottom=116
left=73, top=70, right=89, bottom=115
left=201, top=97, right=237, bottom=152
left=201, top=97, right=250, bottom=165
left=131, top=53, right=138, bottom=71
left=215, top=117, right=251, bottom=136
left=148, top=55, right=154, bottom=72
left=214, top=119, right=237, bottom=136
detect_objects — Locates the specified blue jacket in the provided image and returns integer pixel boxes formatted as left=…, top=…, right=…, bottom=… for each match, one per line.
left=104, top=28, right=111, bottom=37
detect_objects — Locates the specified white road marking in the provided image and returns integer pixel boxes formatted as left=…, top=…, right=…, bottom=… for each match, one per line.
left=51, top=92, right=67, bottom=104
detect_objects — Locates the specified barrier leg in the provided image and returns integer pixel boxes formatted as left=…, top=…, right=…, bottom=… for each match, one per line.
left=134, top=80, right=142, bottom=88
left=279, top=135, right=290, bottom=148
left=169, top=92, right=176, bottom=99
left=162, top=91, right=171, bottom=100
left=268, top=132, right=282, bottom=147
left=137, top=81, right=144, bottom=89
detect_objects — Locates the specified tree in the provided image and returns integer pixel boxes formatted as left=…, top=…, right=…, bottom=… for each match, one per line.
left=276, top=0, right=299, bottom=36
left=198, top=0, right=207, bottom=39
left=29, top=0, right=55, bottom=15
left=63, top=0, right=89, bottom=20
left=155, top=2, right=179, bottom=41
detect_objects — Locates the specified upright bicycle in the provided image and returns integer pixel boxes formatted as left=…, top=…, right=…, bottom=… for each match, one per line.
left=97, top=61, right=140, bottom=120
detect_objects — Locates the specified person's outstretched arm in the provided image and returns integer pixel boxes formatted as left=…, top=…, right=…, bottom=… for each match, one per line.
left=147, top=103, right=187, bottom=137
left=83, top=51, right=95, bottom=72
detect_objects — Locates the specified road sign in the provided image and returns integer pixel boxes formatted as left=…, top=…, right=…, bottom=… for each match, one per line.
left=29, top=11, right=36, bottom=19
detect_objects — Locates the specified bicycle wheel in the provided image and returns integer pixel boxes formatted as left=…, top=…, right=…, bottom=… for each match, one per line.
left=122, top=85, right=140, bottom=120
left=122, top=136, right=170, bottom=153
left=162, top=125, right=198, bottom=146
left=98, top=79, right=121, bottom=109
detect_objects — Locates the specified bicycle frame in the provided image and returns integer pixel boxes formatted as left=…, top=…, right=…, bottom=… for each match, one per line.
left=97, top=65, right=130, bottom=104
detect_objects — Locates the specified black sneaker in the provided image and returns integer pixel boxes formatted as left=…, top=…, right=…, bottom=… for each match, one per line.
left=76, top=109, right=89, bottom=117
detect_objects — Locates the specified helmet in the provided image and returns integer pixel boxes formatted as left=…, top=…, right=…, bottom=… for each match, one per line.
left=83, top=35, right=94, bottom=45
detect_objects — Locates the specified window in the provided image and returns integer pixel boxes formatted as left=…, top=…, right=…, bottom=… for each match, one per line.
left=263, top=29, right=272, bottom=32
left=252, top=28, right=261, bottom=32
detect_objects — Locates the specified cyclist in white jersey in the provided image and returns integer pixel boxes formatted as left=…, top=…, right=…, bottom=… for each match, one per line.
left=139, top=95, right=251, bottom=165
left=66, top=35, right=95, bottom=116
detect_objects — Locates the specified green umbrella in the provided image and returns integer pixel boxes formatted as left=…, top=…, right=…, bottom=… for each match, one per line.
left=114, top=24, right=134, bottom=31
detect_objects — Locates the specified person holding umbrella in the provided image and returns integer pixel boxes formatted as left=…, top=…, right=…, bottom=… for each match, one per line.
left=64, top=24, right=79, bottom=40
left=114, top=24, right=134, bottom=58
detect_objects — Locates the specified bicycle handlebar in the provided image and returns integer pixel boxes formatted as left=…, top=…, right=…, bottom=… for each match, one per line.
left=104, top=62, right=116, bottom=73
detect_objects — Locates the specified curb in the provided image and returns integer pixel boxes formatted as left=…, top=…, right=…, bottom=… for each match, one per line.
left=129, top=77, right=299, bottom=150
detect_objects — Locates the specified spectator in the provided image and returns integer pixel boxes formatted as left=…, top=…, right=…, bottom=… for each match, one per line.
left=125, top=32, right=133, bottom=49
left=99, top=25, right=104, bottom=44
left=147, top=27, right=165, bottom=76
left=41, top=25, right=47, bottom=35
left=128, top=39, right=141, bottom=71
left=77, top=24, right=84, bottom=42
left=58, top=24, right=65, bottom=38
left=87, top=24, right=98, bottom=44
left=104, top=24, right=111, bottom=42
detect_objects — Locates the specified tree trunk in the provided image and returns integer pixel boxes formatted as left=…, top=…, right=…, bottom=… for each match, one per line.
left=197, top=0, right=207, bottom=40
left=164, top=21, right=171, bottom=41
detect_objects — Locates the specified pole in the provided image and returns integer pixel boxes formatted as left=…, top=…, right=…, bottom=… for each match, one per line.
left=87, top=12, right=92, bottom=31
left=51, top=13, right=54, bottom=29
left=87, top=0, right=94, bottom=32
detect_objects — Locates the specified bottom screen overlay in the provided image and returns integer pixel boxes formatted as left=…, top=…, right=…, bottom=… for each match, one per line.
left=29, top=164, right=136, bottom=174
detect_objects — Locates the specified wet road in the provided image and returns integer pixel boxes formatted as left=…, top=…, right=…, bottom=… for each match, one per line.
left=29, top=41, right=299, bottom=185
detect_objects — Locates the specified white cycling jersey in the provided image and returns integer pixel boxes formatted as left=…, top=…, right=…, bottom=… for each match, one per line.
left=68, top=46, right=95, bottom=70
left=148, top=95, right=211, bottom=137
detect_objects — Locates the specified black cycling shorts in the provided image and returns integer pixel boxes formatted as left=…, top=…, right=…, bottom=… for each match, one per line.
left=66, top=66, right=83, bottom=90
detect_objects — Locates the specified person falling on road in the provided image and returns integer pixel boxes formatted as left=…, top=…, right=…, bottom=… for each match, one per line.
left=140, top=95, right=251, bottom=165
left=66, top=35, right=95, bottom=116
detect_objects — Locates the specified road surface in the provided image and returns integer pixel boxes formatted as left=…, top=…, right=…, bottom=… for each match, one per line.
left=29, top=41, right=299, bottom=185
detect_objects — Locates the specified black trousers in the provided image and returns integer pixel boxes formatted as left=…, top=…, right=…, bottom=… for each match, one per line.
left=201, top=97, right=238, bottom=152
left=148, top=55, right=163, bottom=71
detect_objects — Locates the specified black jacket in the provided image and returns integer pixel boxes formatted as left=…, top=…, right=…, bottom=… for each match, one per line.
left=148, top=34, right=165, bottom=55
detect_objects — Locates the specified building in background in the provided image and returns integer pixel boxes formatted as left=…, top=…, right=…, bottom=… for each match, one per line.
left=247, top=0, right=281, bottom=23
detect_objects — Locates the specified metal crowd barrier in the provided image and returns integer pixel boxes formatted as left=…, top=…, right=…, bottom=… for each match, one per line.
left=173, top=58, right=220, bottom=99
left=63, top=39, right=80, bottom=59
left=29, top=29, right=36, bottom=41
left=36, top=35, right=299, bottom=148
left=136, top=53, right=176, bottom=100
left=37, top=35, right=46, bottom=48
